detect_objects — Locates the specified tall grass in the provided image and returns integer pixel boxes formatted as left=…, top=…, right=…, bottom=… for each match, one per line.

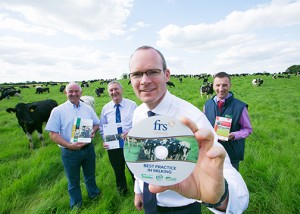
left=0, top=75, right=299, bottom=213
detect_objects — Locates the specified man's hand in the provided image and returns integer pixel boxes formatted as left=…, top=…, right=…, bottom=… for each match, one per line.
left=228, top=133, right=235, bottom=140
left=134, top=193, right=143, bottom=211
left=103, top=143, right=110, bottom=150
left=68, top=142, right=87, bottom=150
left=149, top=117, right=227, bottom=205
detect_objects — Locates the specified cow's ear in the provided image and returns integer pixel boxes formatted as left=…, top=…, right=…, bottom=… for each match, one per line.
left=6, top=108, right=16, bottom=113
left=29, top=105, right=38, bottom=112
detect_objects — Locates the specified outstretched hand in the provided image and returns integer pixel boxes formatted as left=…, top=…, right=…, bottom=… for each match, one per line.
left=149, top=117, right=227, bottom=205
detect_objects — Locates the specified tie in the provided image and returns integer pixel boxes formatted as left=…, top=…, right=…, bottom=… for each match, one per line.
left=115, top=104, right=124, bottom=148
left=217, top=101, right=224, bottom=112
left=147, top=110, right=156, bottom=117
left=143, top=111, right=157, bottom=213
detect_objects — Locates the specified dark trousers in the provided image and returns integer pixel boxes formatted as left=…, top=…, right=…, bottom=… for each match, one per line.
left=231, top=161, right=240, bottom=171
left=61, top=143, right=100, bottom=208
left=107, top=148, right=134, bottom=194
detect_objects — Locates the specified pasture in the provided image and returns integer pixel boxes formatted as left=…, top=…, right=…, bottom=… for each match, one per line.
left=0, top=75, right=299, bottom=213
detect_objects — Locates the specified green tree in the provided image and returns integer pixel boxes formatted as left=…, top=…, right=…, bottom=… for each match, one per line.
left=286, top=65, right=300, bottom=74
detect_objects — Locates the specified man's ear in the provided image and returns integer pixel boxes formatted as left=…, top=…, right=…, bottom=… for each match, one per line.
left=165, top=68, right=171, bottom=82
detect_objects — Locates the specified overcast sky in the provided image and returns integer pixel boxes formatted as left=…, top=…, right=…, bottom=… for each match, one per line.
left=0, top=0, right=299, bottom=83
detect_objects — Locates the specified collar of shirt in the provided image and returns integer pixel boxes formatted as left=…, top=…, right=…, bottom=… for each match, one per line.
left=67, top=100, right=82, bottom=109
left=143, top=90, right=174, bottom=116
left=214, top=92, right=232, bottom=104
left=112, top=99, right=124, bottom=109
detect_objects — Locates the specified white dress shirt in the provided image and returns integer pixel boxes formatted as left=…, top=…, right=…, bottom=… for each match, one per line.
left=99, top=98, right=137, bottom=139
left=133, top=91, right=249, bottom=214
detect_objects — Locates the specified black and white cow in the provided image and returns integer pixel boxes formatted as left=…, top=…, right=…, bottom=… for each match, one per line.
left=95, top=87, right=105, bottom=97
left=36, top=87, right=50, bottom=94
left=166, top=139, right=181, bottom=160
left=143, top=139, right=161, bottom=161
left=252, top=78, right=264, bottom=86
left=6, top=99, right=58, bottom=149
left=178, top=141, right=191, bottom=160
left=0, top=89, right=22, bottom=100
left=81, top=81, right=89, bottom=87
left=200, top=82, right=213, bottom=99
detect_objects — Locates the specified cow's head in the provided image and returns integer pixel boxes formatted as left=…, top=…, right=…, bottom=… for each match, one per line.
left=6, top=103, right=38, bottom=125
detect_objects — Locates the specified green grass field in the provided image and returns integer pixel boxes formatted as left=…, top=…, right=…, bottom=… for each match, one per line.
left=0, top=75, right=299, bottom=213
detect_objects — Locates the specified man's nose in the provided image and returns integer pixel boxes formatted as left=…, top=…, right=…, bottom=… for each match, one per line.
left=140, top=73, right=151, bottom=83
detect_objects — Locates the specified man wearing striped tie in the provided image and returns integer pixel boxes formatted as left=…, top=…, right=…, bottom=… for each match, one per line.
left=99, top=80, right=137, bottom=196
left=128, top=46, right=249, bottom=214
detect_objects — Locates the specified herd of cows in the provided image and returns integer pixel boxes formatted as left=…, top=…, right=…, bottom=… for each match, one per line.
left=127, top=137, right=192, bottom=161
left=1, top=72, right=297, bottom=149
left=0, top=83, right=107, bottom=101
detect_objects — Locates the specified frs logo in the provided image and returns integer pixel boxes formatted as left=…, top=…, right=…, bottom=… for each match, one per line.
left=154, top=120, right=167, bottom=131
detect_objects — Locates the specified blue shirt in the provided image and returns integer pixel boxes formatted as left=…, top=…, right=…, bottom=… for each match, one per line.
left=99, top=98, right=137, bottom=138
left=45, top=100, right=100, bottom=145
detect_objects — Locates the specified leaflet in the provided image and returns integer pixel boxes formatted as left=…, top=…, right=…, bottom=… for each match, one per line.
left=70, top=118, right=93, bottom=143
left=214, top=116, right=232, bottom=141
left=103, top=123, right=122, bottom=150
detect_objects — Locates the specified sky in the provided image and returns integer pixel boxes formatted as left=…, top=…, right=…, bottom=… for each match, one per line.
left=0, top=0, right=299, bottom=83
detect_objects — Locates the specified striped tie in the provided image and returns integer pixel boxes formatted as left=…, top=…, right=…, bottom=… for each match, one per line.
left=115, top=104, right=124, bottom=148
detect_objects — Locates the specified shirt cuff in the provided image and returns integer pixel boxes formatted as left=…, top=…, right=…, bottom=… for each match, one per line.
left=134, top=179, right=142, bottom=194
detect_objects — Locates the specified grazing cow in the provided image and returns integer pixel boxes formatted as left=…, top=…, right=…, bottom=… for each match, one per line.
left=167, top=139, right=181, bottom=160
left=59, top=85, right=66, bottom=93
left=6, top=99, right=58, bottom=149
left=0, top=86, right=16, bottom=92
left=273, top=74, right=290, bottom=79
left=200, top=82, right=213, bottom=99
left=19, top=85, right=30, bottom=89
left=166, top=81, right=175, bottom=87
left=0, top=89, right=22, bottom=100
left=252, top=78, right=264, bottom=86
left=202, top=76, right=209, bottom=85
left=81, top=81, right=89, bottom=87
left=36, top=87, right=50, bottom=94
left=143, top=139, right=161, bottom=161
left=80, top=95, right=95, bottom=109
left=178, top=141, right=191, bottom=160
left=95, top=87, right=105, bottom=97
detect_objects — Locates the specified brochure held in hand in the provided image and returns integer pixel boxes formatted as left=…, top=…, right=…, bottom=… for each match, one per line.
left=214, top=116, right=232, bottom=141
left=71, top=118, right=93, bottom=143
left=103, top=123, right=123, bottom=150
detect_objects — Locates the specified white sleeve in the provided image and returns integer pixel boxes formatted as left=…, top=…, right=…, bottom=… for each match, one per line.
left=134, top=177, right=143, bottom=194
left=208, top=154, right=249, bottom=214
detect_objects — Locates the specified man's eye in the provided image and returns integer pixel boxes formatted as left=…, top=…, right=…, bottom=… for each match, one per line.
left=132, top=72, right=142, bottom=77
left=149, top=70, right=159, bottom=75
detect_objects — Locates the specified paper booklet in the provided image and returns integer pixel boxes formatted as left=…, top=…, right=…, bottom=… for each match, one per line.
left=103, top=123, right=122, bottom=150
left=71, top=118, right=93, bottom=143
left=214, top=116, right=232, bottom=141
